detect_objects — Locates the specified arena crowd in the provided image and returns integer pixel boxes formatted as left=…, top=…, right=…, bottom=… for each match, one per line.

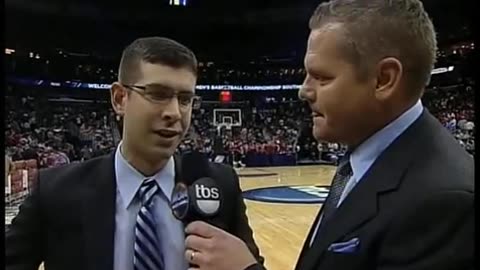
left=5, top=82, right=474, bottom=169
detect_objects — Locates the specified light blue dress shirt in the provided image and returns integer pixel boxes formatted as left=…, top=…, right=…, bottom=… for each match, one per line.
left=339, top=99, right=424, bottom=204
left=310, top=99, right=424, bottom=245
left=113, top=143, right=188, bottom=270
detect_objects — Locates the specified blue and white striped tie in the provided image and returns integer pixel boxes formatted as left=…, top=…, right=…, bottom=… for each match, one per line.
left=134, top=178, right=164, bottom=270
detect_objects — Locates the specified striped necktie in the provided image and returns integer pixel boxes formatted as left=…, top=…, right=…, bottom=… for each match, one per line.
left=315, top=153, right=353, bottom=235
left=133, top=178, right=165, bottom=270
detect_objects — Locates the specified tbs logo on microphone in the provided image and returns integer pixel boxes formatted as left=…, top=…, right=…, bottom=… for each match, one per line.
left=171, top=177, right=222, bottom=221
left=194, top=182, right=220, bottom=215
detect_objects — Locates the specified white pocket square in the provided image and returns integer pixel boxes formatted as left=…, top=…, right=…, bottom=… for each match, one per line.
left=327, top=237, right=360, bottom=253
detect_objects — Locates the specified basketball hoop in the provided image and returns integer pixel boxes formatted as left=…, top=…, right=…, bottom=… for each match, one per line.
left=213, top=109, right=242, bottom=128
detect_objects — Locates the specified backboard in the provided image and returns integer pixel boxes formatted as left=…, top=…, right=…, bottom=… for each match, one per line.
left=213, top=108, right=242, bottom=127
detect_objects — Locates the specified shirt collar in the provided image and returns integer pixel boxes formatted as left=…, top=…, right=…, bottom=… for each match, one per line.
left=350, top=99, right=424, bottom=181
left=114, top=141, right=175, bottom=209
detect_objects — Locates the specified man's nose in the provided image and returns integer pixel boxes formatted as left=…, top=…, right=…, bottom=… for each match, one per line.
left=298, top=76, right=315, bottom=101
left=162, top=97, right=182, bottom=122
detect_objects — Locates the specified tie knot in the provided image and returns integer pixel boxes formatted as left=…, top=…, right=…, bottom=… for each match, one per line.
left=138, top=178, right=159, bottom=205
left=337, top=153, right=353, bottom=177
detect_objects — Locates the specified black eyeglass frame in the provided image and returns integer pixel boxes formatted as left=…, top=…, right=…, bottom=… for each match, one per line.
left=121, top=83, right=201, bottom=107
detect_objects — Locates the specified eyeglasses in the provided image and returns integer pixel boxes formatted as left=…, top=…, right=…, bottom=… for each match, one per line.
left=122, top=83, right=201, bottom=107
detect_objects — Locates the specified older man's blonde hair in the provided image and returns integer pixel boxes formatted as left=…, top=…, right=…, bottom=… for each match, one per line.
left=309, top=0, right=437, bottom=96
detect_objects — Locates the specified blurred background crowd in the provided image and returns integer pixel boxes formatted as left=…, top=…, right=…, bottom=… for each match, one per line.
left=5, top=80, right=474, bottom=169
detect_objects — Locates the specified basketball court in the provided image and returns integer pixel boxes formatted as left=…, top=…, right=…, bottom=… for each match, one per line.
left=237, top=165, right=336, bottom=270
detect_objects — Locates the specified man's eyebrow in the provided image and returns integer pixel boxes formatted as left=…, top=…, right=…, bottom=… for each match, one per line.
left=177, top=89, right=195, bottom=94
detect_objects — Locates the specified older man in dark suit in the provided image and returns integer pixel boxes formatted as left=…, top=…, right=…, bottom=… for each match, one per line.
left=180, top=1, right=474, bottom=270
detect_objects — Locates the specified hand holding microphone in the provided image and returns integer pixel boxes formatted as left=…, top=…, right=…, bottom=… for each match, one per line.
left=170, top=151, right=262, bottom=270
left=184, top=221, right=258, bottom=270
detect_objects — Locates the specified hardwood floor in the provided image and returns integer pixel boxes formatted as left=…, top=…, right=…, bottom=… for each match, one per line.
left=238, top=165, right=336, bottom=270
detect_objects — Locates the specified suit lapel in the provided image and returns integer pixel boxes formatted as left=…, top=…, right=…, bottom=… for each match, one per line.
left=82, top=153, right=117, bottom=270
left=295, top=204, right=325, bottom=267
left=297, top=110, right=431, bottom=270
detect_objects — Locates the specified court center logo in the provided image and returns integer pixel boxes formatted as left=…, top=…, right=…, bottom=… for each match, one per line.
left=242, top=185, right=330, bottom=204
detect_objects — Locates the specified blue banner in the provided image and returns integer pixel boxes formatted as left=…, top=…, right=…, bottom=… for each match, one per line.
left=7, top=77, right=302, bottom=91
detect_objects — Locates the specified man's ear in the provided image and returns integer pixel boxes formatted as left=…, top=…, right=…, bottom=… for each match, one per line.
left=111, top=82, right=128, bottom=117
left=374, top=57, right=403, bottom=101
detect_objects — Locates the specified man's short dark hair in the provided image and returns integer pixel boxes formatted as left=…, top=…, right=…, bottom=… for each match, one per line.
left=118, top=37, right=198, bottom=84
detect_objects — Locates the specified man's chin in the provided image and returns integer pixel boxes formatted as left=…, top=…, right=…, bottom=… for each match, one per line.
left=313, top=128, right=335, bottom=144
left=150, top=143, right=178, bottom=159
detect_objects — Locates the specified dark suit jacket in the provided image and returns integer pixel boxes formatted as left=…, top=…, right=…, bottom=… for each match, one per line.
left=6, top=153, right=264, bottom=270
left=291, top=110, right=474, bottom=270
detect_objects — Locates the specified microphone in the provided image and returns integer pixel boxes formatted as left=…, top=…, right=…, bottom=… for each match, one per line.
left=170, top=151, right=224, bottom=227
left=171, top=151, right=225, bottom=267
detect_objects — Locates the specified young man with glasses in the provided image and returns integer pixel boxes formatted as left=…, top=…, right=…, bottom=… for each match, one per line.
left=6, top=37, right=264, bottom=270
